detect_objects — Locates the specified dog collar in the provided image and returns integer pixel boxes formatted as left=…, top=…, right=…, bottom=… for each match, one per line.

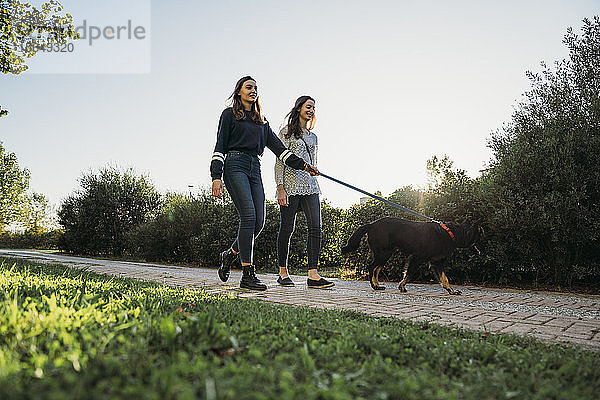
left=438, top=222, right=456, bottom=241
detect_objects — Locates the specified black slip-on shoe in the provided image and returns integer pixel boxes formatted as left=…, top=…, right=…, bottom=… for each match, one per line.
left=277, top=276, right=295, bottom=287
left=218, top=249, right=237, bottom=282
left=307, top=277, right=335, bottom=288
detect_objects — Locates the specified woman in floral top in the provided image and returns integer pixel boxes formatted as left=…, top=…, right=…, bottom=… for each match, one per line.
left=274, top=96, right=334, bottom=289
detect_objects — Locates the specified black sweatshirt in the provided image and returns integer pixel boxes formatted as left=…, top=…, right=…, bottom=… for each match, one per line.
left=210, top=108, right=307, bottom=180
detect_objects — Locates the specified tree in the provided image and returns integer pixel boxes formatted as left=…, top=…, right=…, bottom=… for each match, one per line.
left=425, top=155, right=480, bottom=223
left=1, top=0, right=78, bottom=117
left=485, top=16, right=600, bottom=286
left=21, top=192, right=53, bottom=234
left=58, top=166, right=161, bottom=256
left=0, top=141, right=30, bottom=232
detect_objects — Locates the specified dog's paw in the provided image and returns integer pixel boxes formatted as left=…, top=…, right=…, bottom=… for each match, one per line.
left=450, top=290, right=462, bottom=295
left=373, top=285, right=386, bottom=291
left=398, top=287, right=407, bottom=293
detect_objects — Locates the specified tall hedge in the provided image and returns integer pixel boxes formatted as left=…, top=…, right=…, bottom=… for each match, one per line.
left=483, top=16, right=600, bottom=286
left=58, top=166, right=161, bottom=256
left=0, top=230, right=61, bottom=249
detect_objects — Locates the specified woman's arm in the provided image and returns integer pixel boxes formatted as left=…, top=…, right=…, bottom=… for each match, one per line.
left=274, top=127, right=289, bottom=206
left=210, top=108, right=233, bottom=181
left=266, top=123, right=318, bottom=174
left=274, top=127, right=287, bottom=187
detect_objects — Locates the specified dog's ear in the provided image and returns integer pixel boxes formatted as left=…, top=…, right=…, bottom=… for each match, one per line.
left=466, top=222, right=481, bottom=235
left=464, top=223, right=480, bottom=242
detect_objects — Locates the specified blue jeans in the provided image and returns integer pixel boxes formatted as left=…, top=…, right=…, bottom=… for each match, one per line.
left=223, top=151, right=265, bottom=264
left=277, top=194, right=322, bottom=269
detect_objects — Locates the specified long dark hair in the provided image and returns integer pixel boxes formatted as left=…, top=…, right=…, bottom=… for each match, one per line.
left=227, top=76, right=264, bottom=123
left=284, top=95, right=315, bottom=139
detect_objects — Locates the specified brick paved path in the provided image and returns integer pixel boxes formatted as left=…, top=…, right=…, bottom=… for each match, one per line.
left=2, top=250, right=599, bottom=350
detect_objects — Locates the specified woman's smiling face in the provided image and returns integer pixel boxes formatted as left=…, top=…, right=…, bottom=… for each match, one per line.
left=299, top=99, right=315, bottom=123
left=238, top=79, right=257, bottom=106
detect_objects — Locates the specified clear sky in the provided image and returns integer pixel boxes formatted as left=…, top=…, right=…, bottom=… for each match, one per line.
left=2, top=0, right=598, bottom=212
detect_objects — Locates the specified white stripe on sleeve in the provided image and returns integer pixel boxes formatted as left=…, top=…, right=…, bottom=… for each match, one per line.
left=212, top=152, right=225, bottom=162
left=279, top=149, right=292, bottom=164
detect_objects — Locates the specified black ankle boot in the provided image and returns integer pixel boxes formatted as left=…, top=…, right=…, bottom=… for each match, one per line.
left=218, top=248, right=238, bottom=282
left=240, top=265, right=267, bottom=291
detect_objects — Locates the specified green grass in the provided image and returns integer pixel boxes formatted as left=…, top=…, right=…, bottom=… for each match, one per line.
left=0, top=256, right=598, bottom=400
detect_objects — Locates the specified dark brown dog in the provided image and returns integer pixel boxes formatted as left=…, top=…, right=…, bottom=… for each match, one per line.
left=341, top=217, right=480, bottom=295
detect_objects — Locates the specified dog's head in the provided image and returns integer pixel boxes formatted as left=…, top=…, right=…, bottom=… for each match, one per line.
left=453, top=223, right=483, bottom=255
left=467, top=224, right=485, bottom=255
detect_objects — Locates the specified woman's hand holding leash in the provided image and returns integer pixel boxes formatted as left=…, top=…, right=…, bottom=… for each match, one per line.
left=212, top=179, right=223, bottom=198
left=305, top=163, right=319, bottom=176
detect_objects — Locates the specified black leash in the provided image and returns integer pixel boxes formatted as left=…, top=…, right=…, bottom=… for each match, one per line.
left=318, top=172, right=436, bottom=222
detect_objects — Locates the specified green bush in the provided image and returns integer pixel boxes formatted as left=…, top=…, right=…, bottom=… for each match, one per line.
left=482, top=16, right=600, bottom=287
left=127, top=191, right=239, bottom=264
left=58, top=166, right=161, bottom=256
left=0, top=230, right=61, bottom=249
left=53, top=152, right=599, bottom=289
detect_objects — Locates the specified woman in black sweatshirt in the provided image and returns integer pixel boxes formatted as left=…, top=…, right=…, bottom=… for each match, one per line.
left=210, top=76, right=318, bottom=290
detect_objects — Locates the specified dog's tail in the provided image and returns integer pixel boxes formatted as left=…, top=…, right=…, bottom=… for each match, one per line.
left=340, top=223, right=370, bottom=254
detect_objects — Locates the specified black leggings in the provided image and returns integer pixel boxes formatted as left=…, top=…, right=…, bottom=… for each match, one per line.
left=277, top=194, right=322, bottom=269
